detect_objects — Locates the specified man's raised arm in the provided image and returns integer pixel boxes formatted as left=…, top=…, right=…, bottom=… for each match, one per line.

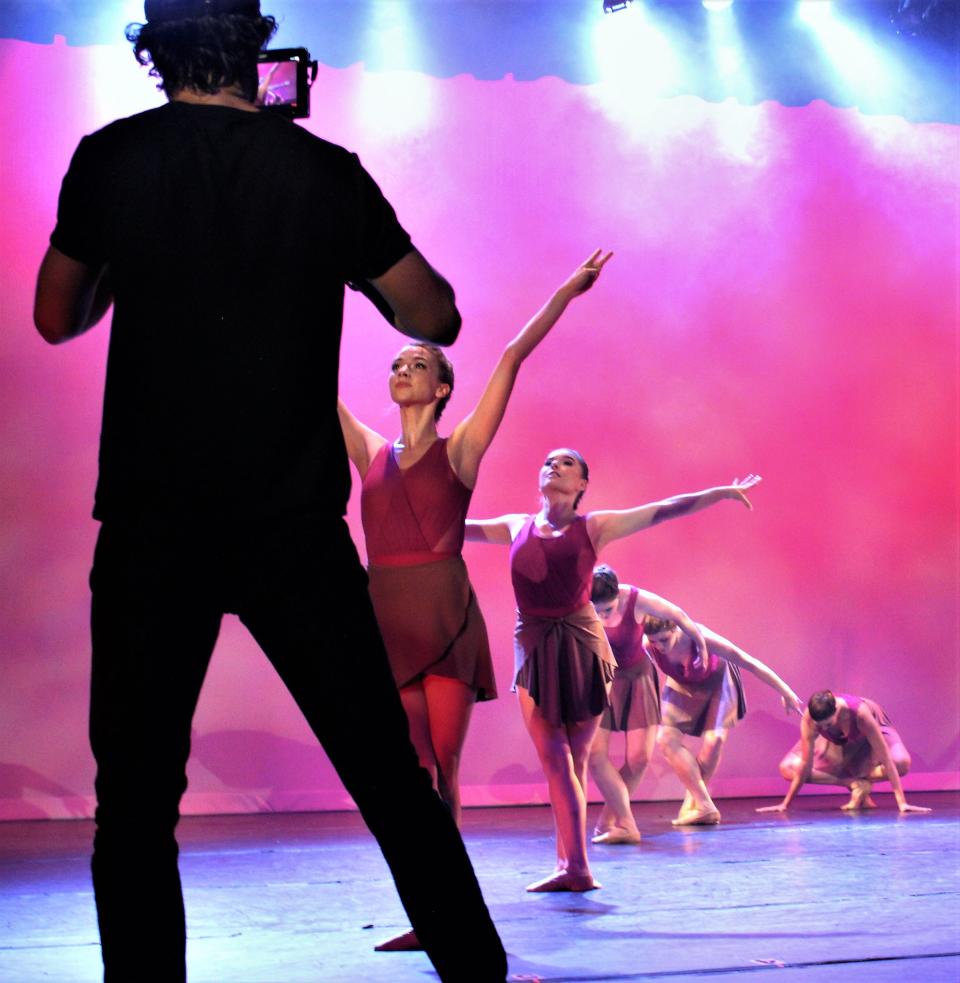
left=366, top=248, right=460, bottom=346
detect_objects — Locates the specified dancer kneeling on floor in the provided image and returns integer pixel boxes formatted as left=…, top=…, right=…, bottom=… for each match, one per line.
left=467, top=451, right=762, bottom=891
left=588, top=565, right=708, bottom=845
left=756, top=690, right=931, bottom=814
left=645, top=616, right=803, bottom=826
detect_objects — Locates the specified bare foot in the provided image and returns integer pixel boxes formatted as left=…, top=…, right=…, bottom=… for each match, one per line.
left=672, top=807, right=721, bottom=826
left=591, top=827, right=642, bottom=845
left=526, top=869, right=601, bottom=892
left=841, top=780, right=876, bottom=811
left=374, top=928, right=422, bottom=951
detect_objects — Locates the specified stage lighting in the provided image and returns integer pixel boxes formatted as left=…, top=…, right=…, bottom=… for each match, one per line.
left=603, top=1, right=634, bottom=12
left=703, top=1, right=734, bottom=10
left=893, top=0, right=947, bottom=36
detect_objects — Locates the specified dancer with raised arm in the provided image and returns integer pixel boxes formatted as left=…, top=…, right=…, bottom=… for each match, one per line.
left=466, top=453, right=762, bottom=891
left=645, top=616, right=803, bottom=826
left=339, top=252, right=611, bottom=948
left=588, top=565, right=708, bottom=844
left=756, top=690, right=931, bottom=814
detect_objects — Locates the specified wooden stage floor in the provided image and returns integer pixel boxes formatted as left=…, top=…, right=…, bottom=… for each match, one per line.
left=1, top=792, right=957, bottom=982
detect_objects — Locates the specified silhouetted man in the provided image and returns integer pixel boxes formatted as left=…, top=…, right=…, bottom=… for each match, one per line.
left=34, top=2, right=506, bottom=979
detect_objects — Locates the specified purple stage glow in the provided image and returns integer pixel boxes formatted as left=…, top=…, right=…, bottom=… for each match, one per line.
left=1, top=36, right=956, bottom=819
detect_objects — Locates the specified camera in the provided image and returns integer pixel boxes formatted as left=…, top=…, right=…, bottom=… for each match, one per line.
left=257, top=48, right=318, bottom=119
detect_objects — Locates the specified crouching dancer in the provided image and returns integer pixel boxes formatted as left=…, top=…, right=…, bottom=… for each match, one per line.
left=756, top=690, right=931, bottom=814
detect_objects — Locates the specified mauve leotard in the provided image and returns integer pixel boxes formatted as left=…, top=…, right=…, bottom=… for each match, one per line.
left=509, top=515, right=614, bottom=725
left=600, top=586, right=661, bottom=732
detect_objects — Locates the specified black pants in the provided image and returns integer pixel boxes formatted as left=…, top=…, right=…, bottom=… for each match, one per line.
left=88, top=514, right=506, bottom=982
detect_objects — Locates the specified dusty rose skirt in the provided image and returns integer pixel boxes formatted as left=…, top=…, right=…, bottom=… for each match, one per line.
left=600, top=660, right=662, bottom=732
left=367, top=554, right=497, bottom=701
left=661, top=661, right=746, bottom=737
left=513, top=605, right=616, bottom=726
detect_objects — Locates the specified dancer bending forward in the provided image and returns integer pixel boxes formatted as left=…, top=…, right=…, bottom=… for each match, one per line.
left=756, top=690, right=931, bottom=814
left=645, top=615, right=802, bottom=826
left=589, top=565, right=708, bottom=844
left=467, top=451, right=761, bottom=891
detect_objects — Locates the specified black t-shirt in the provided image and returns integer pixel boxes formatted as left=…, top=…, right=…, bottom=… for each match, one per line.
left=51, top=101, right=412, bottom=523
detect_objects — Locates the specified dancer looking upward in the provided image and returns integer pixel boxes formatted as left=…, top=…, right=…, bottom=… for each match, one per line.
left=467, top=453, right=762, bottom=891
left=588, top=565, right=707, bottom=845
left=646, top=616, right=802, bottom=826
left=339, top=250, right=611, bottom=825
left=756, top=690, right=931, bottom=814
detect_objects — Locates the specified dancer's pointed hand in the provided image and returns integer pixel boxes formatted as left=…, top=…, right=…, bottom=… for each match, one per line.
left=561, top=248, right=614, bottom=298
left=726, top=474, right=762, bottom=509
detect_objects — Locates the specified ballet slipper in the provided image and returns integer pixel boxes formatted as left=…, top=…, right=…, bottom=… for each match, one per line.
left=526, top=870, right=601, bottom=892
left=671, top=807, right=721, bottom=826
left=374, top=928, right=422, bottom=951
left=591, top=828, right=642, bottom=845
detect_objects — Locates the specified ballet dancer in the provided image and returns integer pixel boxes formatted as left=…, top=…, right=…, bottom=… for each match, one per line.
left=467, top=450, right=762, bottom=890
left=756, top=690, right=931, bottom=814
left=588, top=565, right=707, bottom=844
left=645, top=615, right=803, bottom=826
left=339, top=252, right=611, bottom=948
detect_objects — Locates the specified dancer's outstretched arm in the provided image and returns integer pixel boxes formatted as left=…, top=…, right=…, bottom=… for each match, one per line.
left=587, top=476, right=761, bottom=552
left=337, top=398, right=388, bottom=479
left=705, top=627, right=802, bottom=714
left=464, top=515, right=528, bottom=545
left=448, top=249, right=612, bottom=488
left=632, top=588, right=709, bottom=669
left=858, top=708, right=930, bottom=814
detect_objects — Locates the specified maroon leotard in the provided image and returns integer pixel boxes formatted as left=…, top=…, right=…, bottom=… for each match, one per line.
left=600, top=587, right=661, bottom=732
left=817, top=694, right=866, bottom=745
left=509, top=515, right=615, bottom=725
left=646, top=640, right=722, bottom=685
left=361, top=438, right=469, bottom=564
left=360, top=438, right=496, bottom=698
left=509, top=514, right=596, bottom=617
left=604, top=587, right=647, bottom=671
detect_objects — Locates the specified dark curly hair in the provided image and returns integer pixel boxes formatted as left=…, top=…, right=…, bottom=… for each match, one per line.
left=126, top=6, right=277, bottom=101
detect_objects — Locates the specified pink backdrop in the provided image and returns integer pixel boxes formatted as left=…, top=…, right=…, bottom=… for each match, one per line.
left=1, top=36, right=957, bottom=820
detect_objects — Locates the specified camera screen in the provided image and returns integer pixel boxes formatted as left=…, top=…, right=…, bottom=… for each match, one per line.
left=257, top=49, right=315, bottom=119
left=258, top=59, right=300, bottom=111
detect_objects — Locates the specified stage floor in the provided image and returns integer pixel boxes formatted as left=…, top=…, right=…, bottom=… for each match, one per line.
left=1, top=792, right=957, bottom=982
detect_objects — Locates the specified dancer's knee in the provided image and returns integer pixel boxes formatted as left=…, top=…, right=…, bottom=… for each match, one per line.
left=624, top=750, right=649, bottom=778
left=892, top=749, right=911, bottom=777
left=656, top=728, right=678, bottom=756
left=779, top=754, right=801, bottom=781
